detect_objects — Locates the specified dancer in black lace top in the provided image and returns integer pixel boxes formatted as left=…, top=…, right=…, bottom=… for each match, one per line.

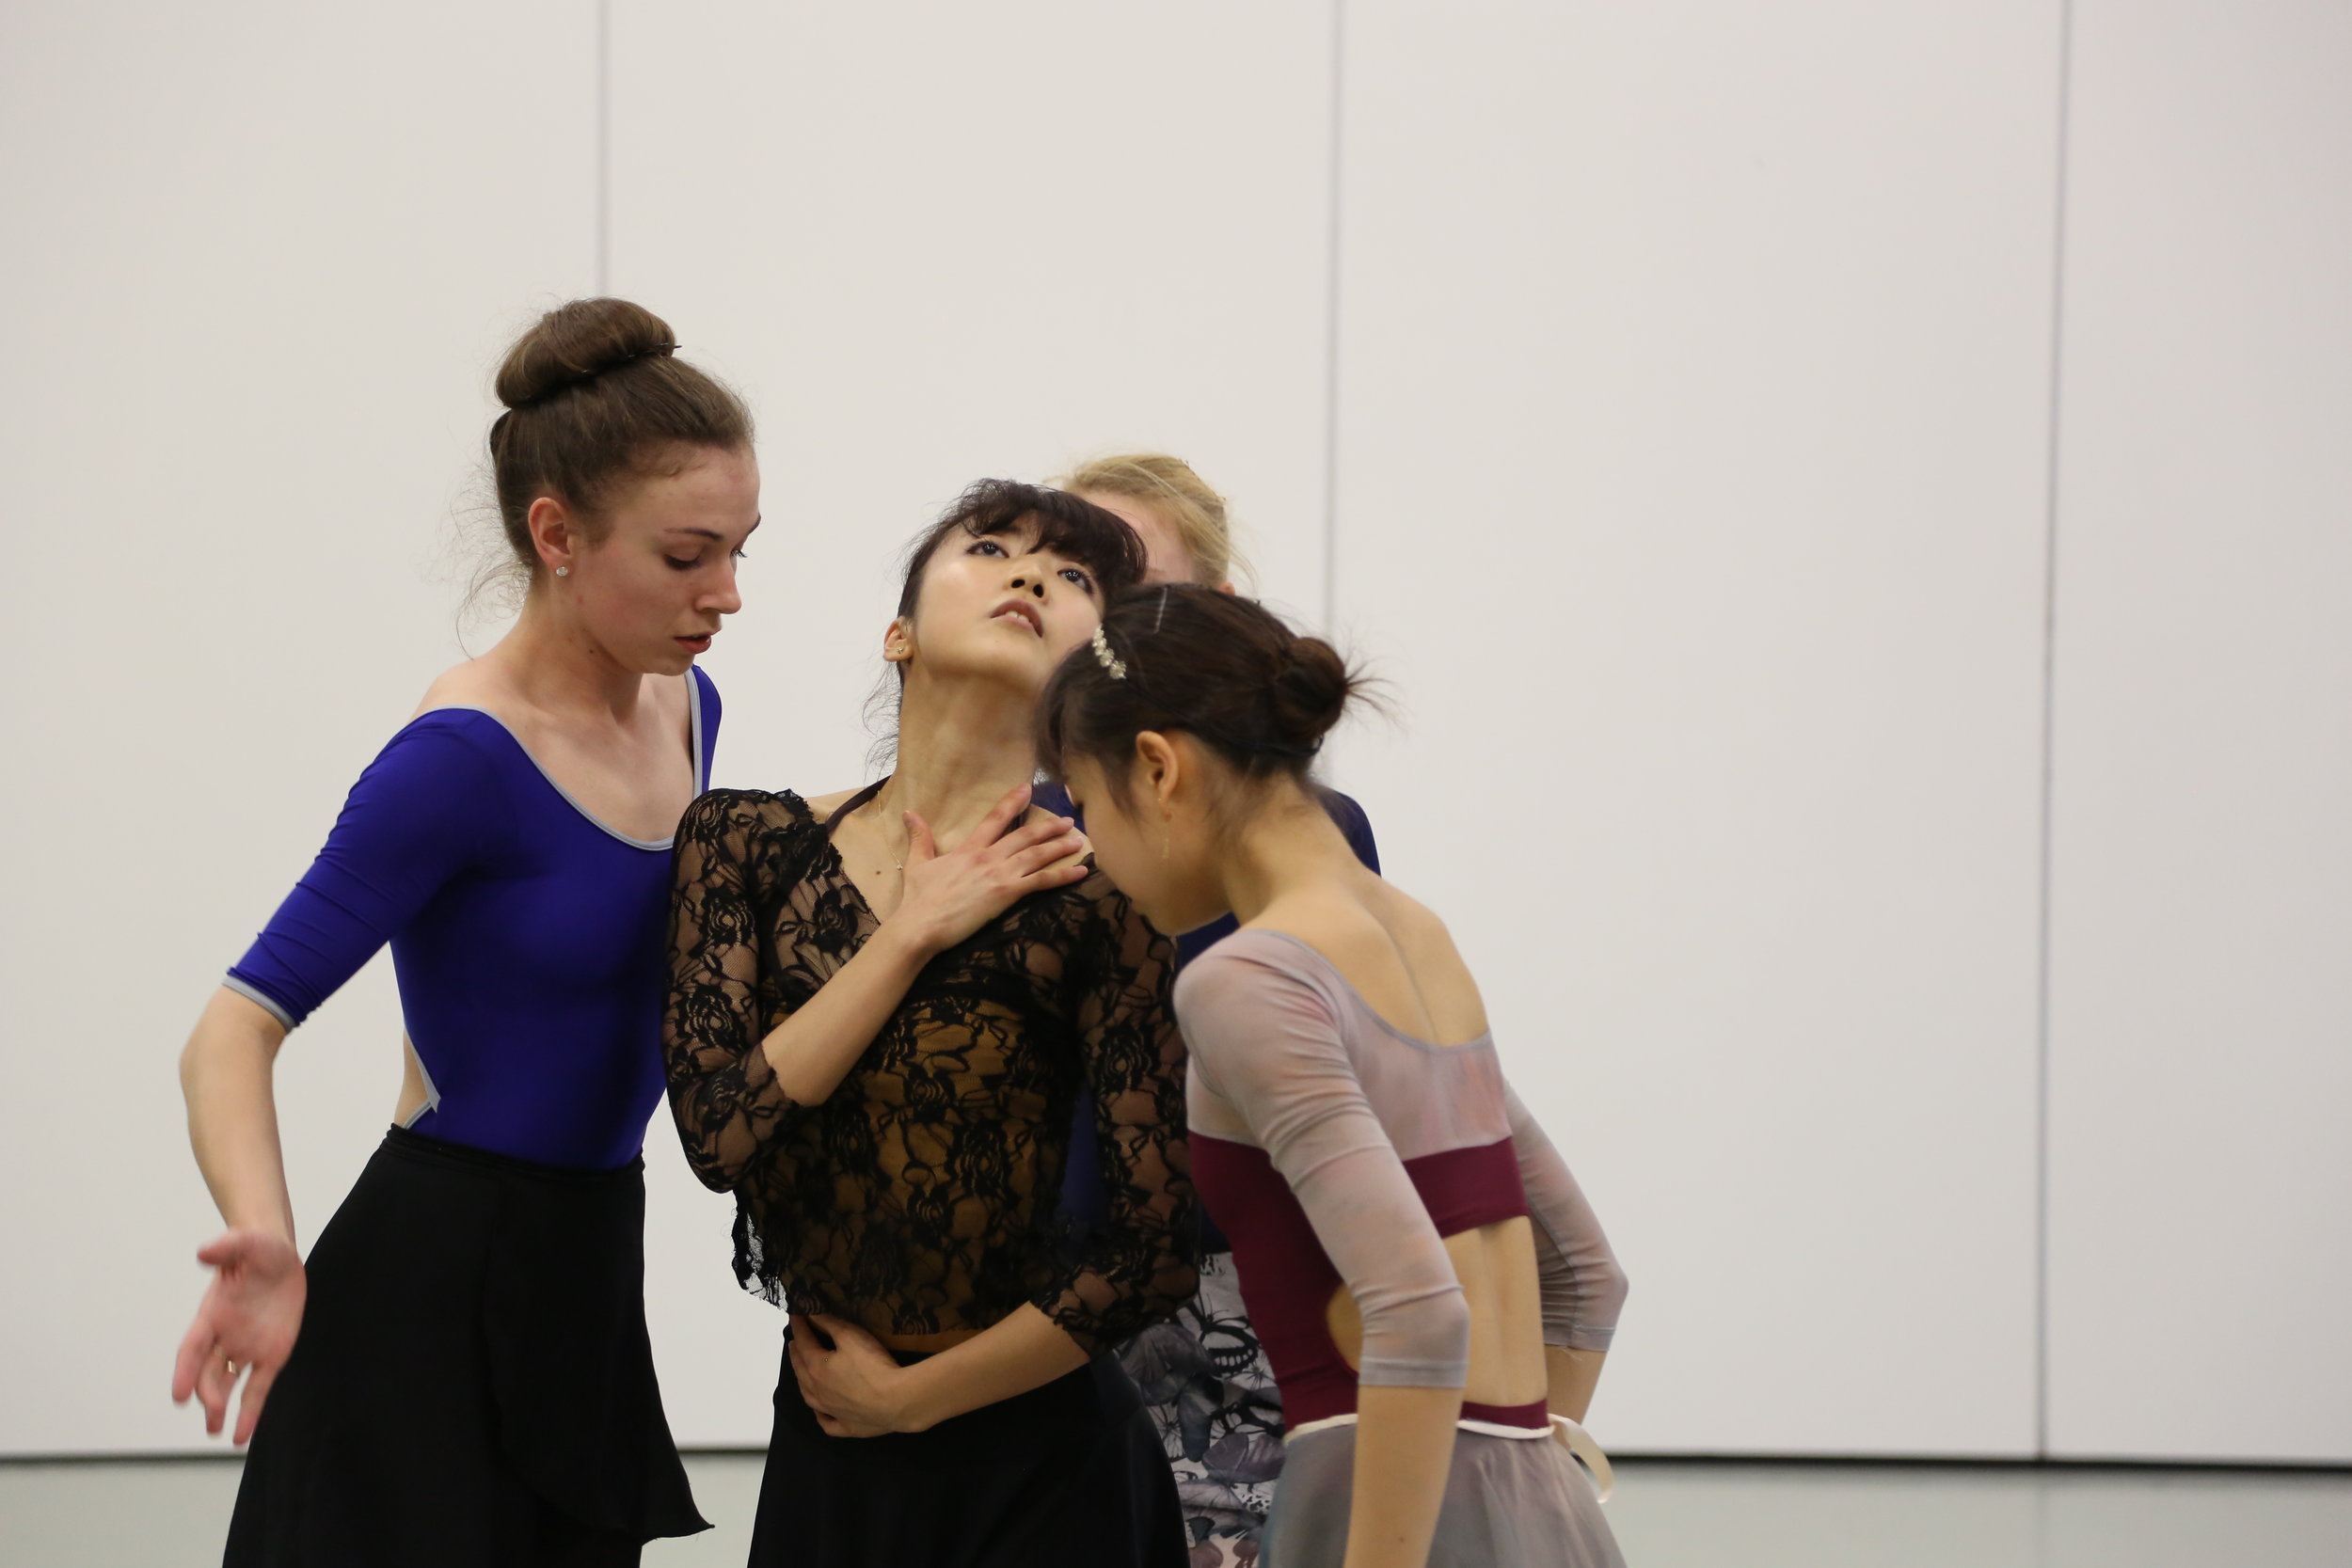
left=664, top=481, right=1195, bottom=1567
left=667, top=781, right=1192, bottom=1353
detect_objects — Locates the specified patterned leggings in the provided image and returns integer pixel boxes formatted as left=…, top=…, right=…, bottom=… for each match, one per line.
left=1116, top=1251, right=1284, bottom=1565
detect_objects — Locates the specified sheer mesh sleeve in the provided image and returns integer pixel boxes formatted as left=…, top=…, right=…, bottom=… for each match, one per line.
left=1503, top=1082, right=1628, bottom=1352
left=1180, top=950, right=1473, bottom=1389
left=663, top=791, right=809, bottom=1193
left=225, top=717, right=507, bottom=1029
left=1029, top=879, right=1200, bottom=1354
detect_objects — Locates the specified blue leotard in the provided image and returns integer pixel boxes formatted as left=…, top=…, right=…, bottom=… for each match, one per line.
left=225, top=669, right=721, bottom=1170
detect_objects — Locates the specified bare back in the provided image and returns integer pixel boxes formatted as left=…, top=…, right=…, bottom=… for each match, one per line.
left=1248, top=872, right=1549, bottom=1411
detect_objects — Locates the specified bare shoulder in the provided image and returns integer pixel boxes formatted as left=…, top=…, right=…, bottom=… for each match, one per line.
left=1250, top=875, right=1485, bottom=1037
left=411, top=657, right=506, bottom=721
left=803, top=787, right=866, bottom=825
left=411, top=663, right=688, bottom=730
left=1364, top=879, right=1469, bottom=960
left=1249, top=871, right=1412, bottom=960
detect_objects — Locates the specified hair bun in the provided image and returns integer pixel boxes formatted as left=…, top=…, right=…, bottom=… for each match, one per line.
left=1038, top=584, right=1369, bottom=789
left=1264, top=636, right=1352, bottom=753
left=496, top=297, right=679, bottom=409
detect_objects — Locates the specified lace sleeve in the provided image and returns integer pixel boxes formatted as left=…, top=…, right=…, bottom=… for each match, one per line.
left=663, top=791, right=807, bottom=1193
left=1030, top=879, right=1199, bottom=1354
left=1503, top=1082, right=1627, bottom=1352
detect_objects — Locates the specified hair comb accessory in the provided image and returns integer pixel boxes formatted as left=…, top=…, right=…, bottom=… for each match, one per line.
left=1090, top=623, right=1128, bottom=680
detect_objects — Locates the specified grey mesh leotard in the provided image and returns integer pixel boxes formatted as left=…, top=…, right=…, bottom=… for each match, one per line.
left=1178, top=928, right=1629, bottom=1568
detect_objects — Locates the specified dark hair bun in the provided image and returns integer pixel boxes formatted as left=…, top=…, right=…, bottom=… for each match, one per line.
left=1267, top=637, right=1352, bottom=753
left=496, top=297, right=679, bottom=409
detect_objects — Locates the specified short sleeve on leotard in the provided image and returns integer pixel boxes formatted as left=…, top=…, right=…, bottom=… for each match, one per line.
left=1179, top=947, right=1473, bottom=1390
left=224, top=716, right=509, bottom=1029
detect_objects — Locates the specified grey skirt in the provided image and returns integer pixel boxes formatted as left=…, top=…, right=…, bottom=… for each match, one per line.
left=1263, top=1423, right=1624, bottom=1568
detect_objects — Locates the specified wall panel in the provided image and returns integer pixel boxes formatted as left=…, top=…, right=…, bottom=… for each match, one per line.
left=1326, top=0, right=2062, bottom=1454
left=2045, top=0, right=2352, bottom=1464
left=0, top=3, right=598, bottom=1454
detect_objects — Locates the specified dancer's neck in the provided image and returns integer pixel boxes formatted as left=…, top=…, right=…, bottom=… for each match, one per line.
left=485, top=590, right=651, bottom=725
left=1218, top=781, right=1362, bottom=927
left=876, top=672, right=1041, bottom=847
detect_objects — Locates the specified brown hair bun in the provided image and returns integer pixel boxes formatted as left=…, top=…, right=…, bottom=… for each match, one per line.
left=484, top=298, right=752, bottom=575
left=495, top=297, right=679, bottom=409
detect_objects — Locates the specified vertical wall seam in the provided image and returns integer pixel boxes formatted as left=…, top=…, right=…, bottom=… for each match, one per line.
left=2035, top=0, right=2076, bottom=1465
left=1319, top=0, right=1346, bottom=631
left=595, top=0, right=612, bottom=294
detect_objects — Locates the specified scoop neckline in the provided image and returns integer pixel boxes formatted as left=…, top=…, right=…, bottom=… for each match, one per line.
left=1221, top=927, right=1494, bottom=1053
left=415, top=670, right=707, bottom=852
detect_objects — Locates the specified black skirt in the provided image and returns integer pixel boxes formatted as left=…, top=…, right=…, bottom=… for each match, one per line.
left=749, top=1327, right=1187, bottom=1568
left=224, top=1127, right=707, bottom=1567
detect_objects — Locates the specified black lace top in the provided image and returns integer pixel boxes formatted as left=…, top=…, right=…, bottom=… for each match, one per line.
left=663, top=785, right=1197, bottom=1355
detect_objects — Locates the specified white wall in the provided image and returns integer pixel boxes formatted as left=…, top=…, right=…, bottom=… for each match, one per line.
left=0, top=2, right=597, bottom=1454
left=2044, top=0, right=2352, bottom=1465
left=1, top=0, right=2344, bottom=1465
left=604, top=0, right=1341, bottom=792
left=1323, top=0, right=2060, bottom=1456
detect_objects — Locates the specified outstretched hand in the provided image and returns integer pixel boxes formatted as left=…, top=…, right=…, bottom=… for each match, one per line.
left=171, top=1229, right=305, bottom=1446
left=891, top=784, right=1089, bottom=954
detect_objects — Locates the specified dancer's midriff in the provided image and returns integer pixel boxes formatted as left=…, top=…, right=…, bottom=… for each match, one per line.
left=1324, top=1215, right=1549, bottom=1410
left=876, top=1325, right=983, bottom=1356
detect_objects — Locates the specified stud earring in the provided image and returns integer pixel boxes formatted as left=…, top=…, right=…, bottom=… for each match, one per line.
left=554, top=565, right=570, bottom=578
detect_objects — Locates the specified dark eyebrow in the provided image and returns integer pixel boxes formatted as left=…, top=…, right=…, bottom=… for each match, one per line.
left=667, top=515, right=764, bottom=542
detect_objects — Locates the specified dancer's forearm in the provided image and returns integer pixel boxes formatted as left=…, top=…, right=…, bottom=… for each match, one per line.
left=1547, top=1344, right=1607, bottom=1424
left=892, top=1305, right=1089, bottom=1433
left=1345, top=1385, right=1463, bottom=1568
left=181, top=988, right=296, bottom=1243
left=757, top=922, right=935, bottom=1106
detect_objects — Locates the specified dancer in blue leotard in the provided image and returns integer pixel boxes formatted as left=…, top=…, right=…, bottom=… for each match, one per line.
left=171, top=299, right=758, bottom=1568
